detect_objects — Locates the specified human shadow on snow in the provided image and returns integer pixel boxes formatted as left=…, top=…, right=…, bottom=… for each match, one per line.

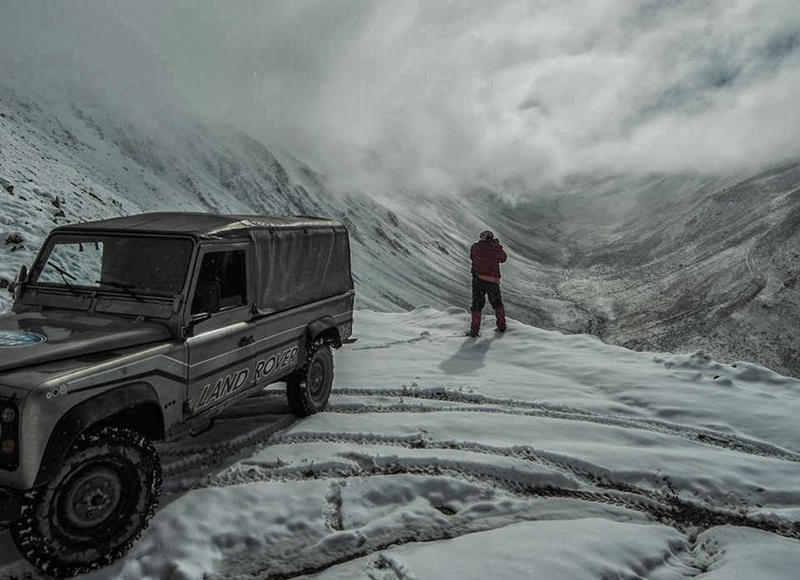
left=438, top=332, right=503, bottom=375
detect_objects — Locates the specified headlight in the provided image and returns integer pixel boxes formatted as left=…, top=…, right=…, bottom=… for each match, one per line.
left=0, top=407, right=15, bottom=423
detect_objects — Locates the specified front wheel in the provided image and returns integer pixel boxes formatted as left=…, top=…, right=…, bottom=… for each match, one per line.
left=11, top=426, right=162, bottom=578
left=286, top=344, right=334, bottom=416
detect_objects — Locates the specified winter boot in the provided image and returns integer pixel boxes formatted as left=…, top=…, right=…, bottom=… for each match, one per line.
left=468, top=310, right=481, bottom=337
left=495, top=307, right=506, bottom=332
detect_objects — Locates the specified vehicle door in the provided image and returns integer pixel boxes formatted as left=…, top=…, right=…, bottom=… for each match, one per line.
left=185, top=243, right=257, bottom=418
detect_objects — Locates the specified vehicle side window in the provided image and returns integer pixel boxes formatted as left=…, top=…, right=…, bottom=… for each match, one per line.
left=191, top=250, right=247, bottom=314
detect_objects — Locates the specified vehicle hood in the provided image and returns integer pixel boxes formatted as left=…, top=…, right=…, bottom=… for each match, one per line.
left=0, top=310, right=171, bottom=374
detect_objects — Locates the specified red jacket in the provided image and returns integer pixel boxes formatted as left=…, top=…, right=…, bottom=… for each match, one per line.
left=471, top=240, right=507, bottom=283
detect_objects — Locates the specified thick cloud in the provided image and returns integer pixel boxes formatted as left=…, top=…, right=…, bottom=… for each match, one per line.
left=2, top=0, right=800, bottom=194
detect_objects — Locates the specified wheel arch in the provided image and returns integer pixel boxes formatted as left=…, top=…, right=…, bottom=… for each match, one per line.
left=35, top=383, right=164, bottom=487
left=306, top=316, right=342, bottom=348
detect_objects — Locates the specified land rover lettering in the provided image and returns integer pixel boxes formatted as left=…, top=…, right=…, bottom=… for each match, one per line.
left=196, top=368, right=250, bottom=410
left=254, top=346, right=300, bottom=382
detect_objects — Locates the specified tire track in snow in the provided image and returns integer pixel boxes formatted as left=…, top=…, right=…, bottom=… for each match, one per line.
left=152, top=388, right=799, bottom=579
left=158, top=383, right=799, bottom=483
left=328, top=387, right=800, bottom=463
left=350, top=334, right=436, bottom=351
left=215, top=499, right=517, bottom=580
left=207, top=456, right=652, bottom=580
left=264, top=431, right=800, bottom=539
left=364, top=554, right=418, bottom=580
left=171, top=432, right=800, bottom=541
left=262, top=430, right=655, bottom=503
left=158, top=415, right=296, bottom=478
left=324, top=480, right=345, bottom=532
left=201, top=450, right=799, bottom=580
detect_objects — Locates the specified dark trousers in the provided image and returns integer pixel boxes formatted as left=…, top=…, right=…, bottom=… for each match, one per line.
left=471, top=277, right=503, bottom=312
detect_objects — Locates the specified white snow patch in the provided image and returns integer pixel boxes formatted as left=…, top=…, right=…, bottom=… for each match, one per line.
left=2, top=308, right=796, bottom=579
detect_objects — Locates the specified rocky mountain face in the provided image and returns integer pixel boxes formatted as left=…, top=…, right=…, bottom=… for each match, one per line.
left=535, top=169, right=800, bottom=379
left=1, top=82, right=798, bottom=377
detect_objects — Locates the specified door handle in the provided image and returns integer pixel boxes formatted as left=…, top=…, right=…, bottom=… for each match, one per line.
left=238, top=335, right=255, bottom=348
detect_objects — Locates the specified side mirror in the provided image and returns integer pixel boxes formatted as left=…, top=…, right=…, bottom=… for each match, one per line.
left=172, top=294, right=184, bottom=315
left=8, top=265, right=27, bottom=297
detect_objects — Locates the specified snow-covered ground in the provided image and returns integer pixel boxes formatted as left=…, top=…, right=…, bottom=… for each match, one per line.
left=3, top=307, right=798, bottom=579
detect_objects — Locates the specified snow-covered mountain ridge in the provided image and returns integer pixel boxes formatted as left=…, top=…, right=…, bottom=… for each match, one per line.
left=1, top=82, right=798, bottom=377
left=525, top=168, right=800, bottom=378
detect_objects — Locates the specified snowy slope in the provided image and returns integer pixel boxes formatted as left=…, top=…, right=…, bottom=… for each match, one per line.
left=0, top=80, right=574, bottom=324
left=547, top=169, right=800, bottom=378
left=2, top=89, right=798, bottom=383
left=2, top=79, right=799, bottom=377
left=2, top=308, right=798, bottom=579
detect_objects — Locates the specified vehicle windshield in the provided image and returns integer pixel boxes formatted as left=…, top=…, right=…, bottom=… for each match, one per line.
left=32, top=234, right=193, bottom=297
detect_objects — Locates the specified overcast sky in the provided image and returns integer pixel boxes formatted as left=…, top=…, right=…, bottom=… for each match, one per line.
left=2, top=0, right=800, bottom=195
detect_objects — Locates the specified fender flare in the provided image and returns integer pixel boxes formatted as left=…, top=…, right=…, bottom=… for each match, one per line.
left=306, top=316, right=342, bottom=348
left=34, top=383, right=162, bottom=487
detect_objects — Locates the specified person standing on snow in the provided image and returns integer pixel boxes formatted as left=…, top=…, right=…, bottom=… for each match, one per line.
left=468, top=230, right=507, bottom=336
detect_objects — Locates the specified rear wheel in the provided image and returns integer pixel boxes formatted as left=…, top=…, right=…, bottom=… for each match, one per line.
left=286, top=344, right=334, bottom=416
left=11, top=426, right=161, bottom=578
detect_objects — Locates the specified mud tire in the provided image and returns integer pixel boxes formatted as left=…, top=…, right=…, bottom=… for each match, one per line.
left=11, top=426, right=161, bottom=578
left=286, top=343, right=334, bottom=416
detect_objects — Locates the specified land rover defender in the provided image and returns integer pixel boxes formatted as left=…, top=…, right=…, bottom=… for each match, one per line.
left=0, top=212, right=355, bottom=576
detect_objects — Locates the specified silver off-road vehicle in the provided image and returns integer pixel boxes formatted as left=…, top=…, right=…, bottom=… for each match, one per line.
left=0, top=212, right=355, bottom=577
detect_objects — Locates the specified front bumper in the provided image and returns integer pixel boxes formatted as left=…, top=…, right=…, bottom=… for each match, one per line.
left=0, top=488, right=21, bottom=525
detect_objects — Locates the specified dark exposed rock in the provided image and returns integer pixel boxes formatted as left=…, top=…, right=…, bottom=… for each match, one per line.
left=0, top=176, right=13, bottom=194
left=5, top=234, right=23, bottom=245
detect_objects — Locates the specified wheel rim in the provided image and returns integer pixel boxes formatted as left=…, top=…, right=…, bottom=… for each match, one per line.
left=56, top=461, right=132, bottom=536
left=308, top=359, right=326, bottom=400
